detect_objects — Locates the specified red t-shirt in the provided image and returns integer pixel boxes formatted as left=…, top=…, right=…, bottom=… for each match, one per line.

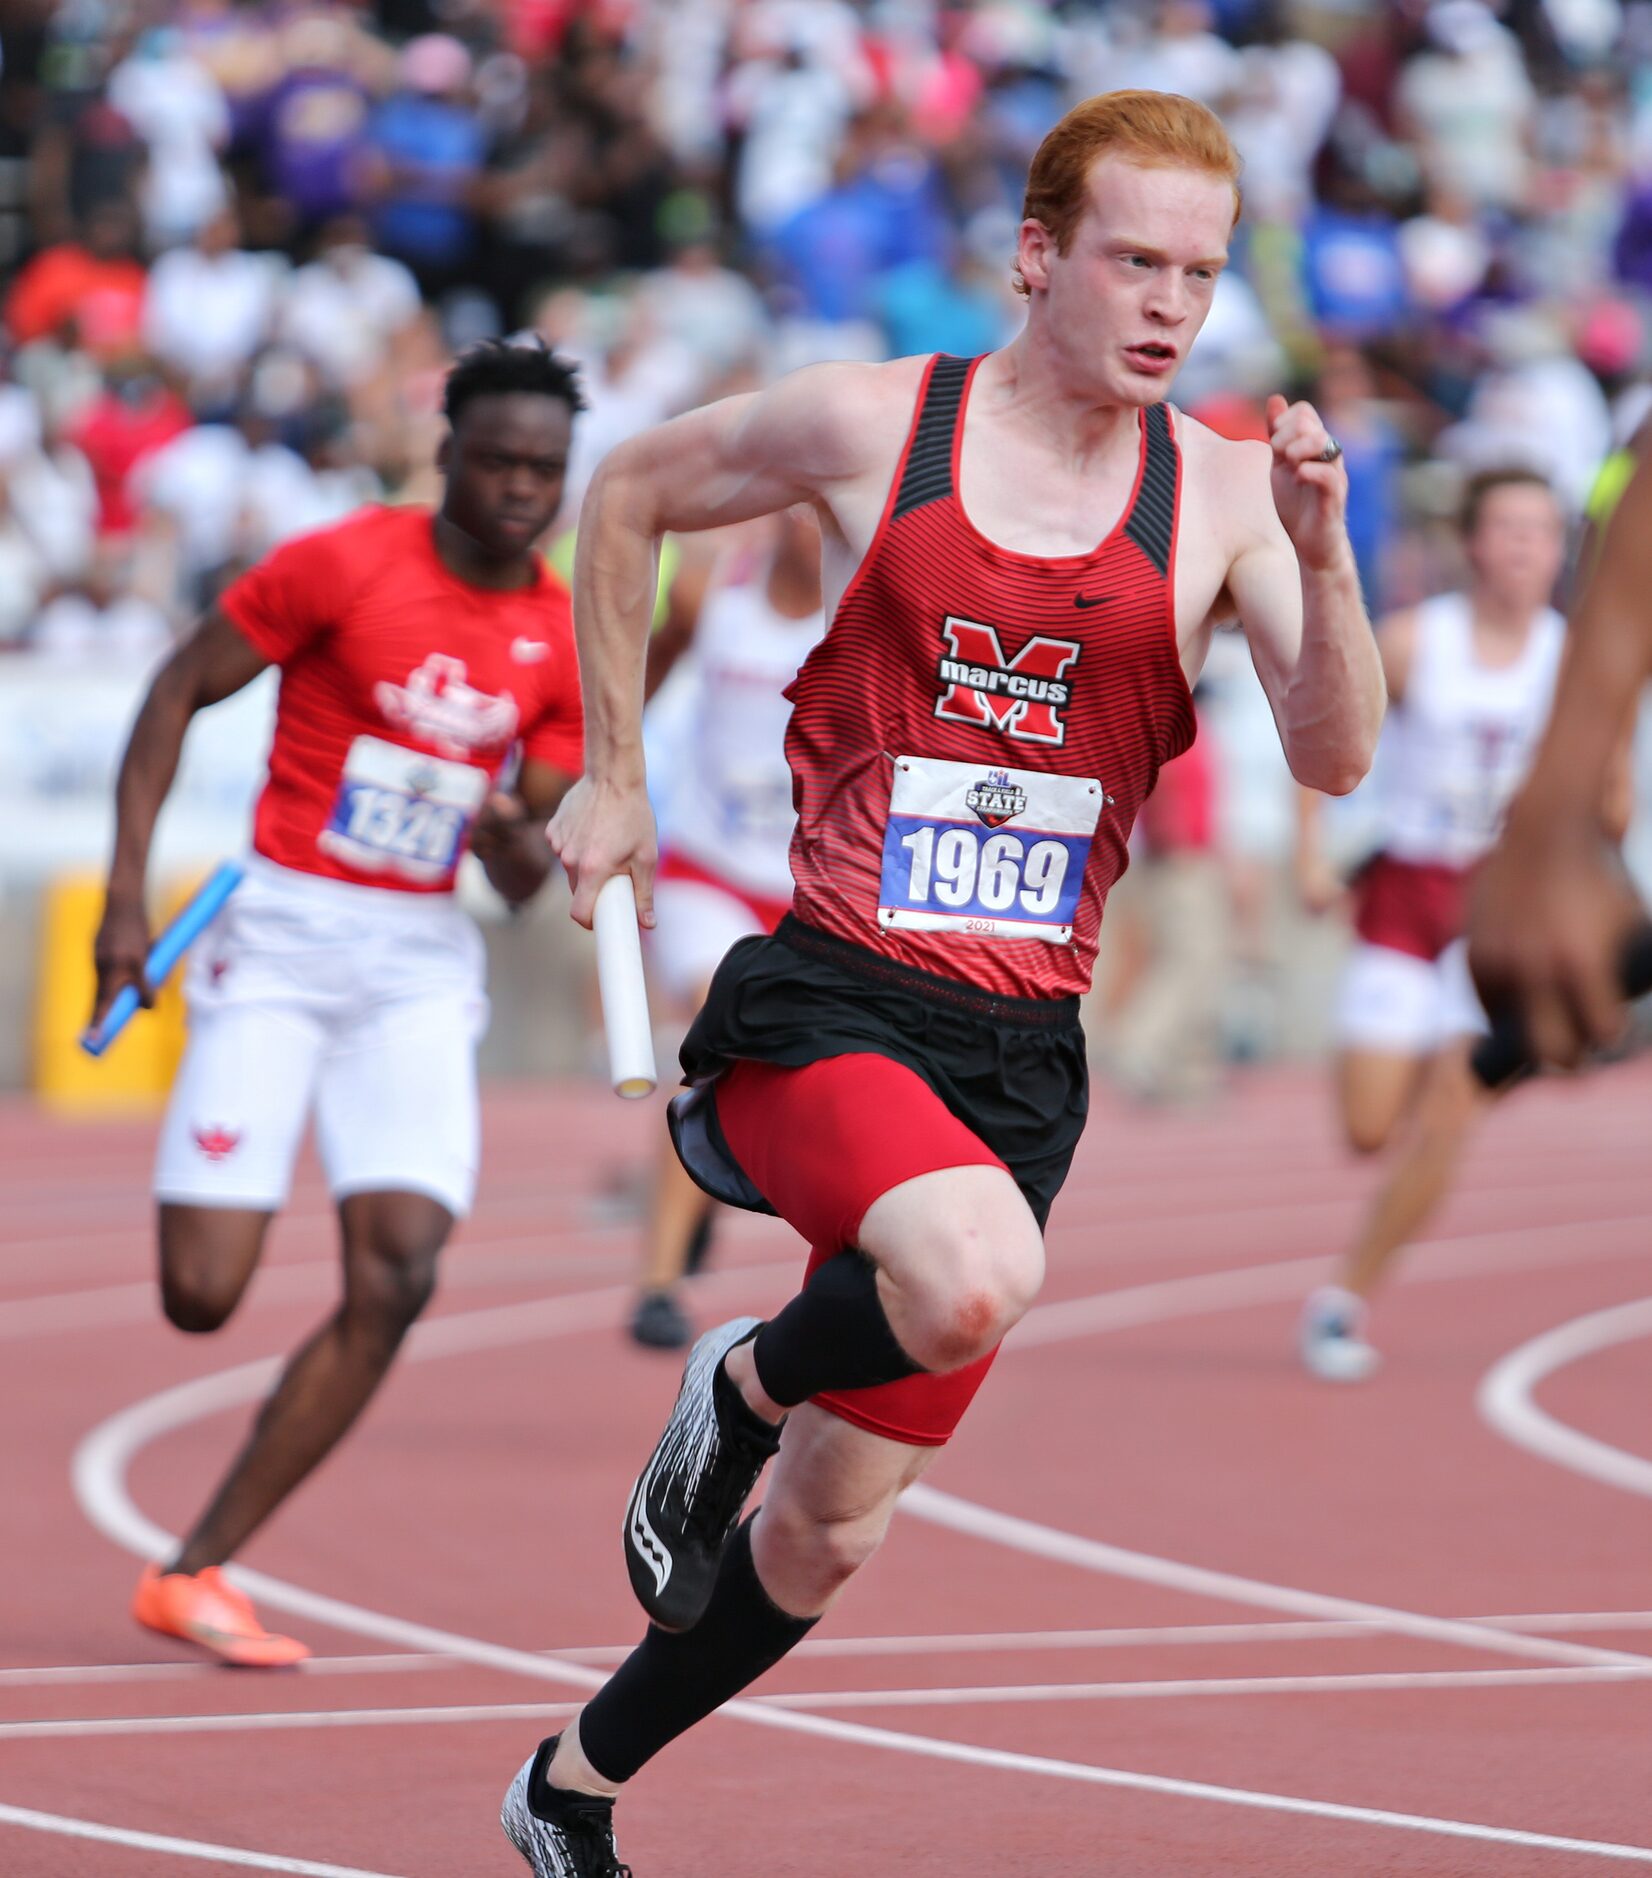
left=70, top=389, right=193, bottom=535
left=221, top=505, right=583, bottom=893
left=4, top=245, right=148, bottom=355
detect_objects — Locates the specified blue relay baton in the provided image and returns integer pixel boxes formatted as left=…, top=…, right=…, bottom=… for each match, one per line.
left=80, top=860, right=245, bottom=1059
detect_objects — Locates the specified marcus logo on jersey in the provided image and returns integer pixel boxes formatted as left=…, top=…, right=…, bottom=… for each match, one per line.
left=934, top=616, right=1080, bottom=746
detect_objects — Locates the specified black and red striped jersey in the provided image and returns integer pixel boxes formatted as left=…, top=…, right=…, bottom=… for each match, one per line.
left=785, top=352, right=1196, bottom=999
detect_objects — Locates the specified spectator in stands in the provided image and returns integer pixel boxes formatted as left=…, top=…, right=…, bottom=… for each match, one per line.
left=107, top=26, right=230, bottom=250
left=359, top=33, right=488, bottom=298
left=67, top=351, right=191, bottom=538
left=5, top=197, right=146, bottom=359
left=143, top=199, right=284, bottom=413
left=277, top=213, right=421, bottom=392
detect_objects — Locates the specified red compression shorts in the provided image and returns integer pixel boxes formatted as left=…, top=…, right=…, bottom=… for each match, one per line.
left=712, top=1052, right=1008, bottom=1446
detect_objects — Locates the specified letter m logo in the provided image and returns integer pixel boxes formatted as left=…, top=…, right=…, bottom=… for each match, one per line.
left=934, top=616, right=1080, bottom=746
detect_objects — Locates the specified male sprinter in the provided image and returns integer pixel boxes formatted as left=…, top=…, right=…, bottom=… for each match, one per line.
left=92, top=340, right=584, bottom=1665
left=503, top=92, right=1384, bottom=1874
left=1297, top=470, right=1569, bottom=1380
left=1471, top=446, right=1652, bottom=1061
left=632, top=507, right=826, bottom=1348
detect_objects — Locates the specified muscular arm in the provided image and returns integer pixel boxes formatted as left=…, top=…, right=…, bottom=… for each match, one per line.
left=572, top=363, right=873, bottom=785
left=1223, top=415, right=1385, bottom=797
left=92, top=610, right=271, bottom=1023
left=553, top=363, right=880, bottom=925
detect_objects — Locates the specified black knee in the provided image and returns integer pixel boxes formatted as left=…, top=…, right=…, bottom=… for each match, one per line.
left=157, top=1217, right=255, bottom=1334
left=343, top=1236, right=440, bottom=1342
left=160, top=1274, right=238, bottom=1335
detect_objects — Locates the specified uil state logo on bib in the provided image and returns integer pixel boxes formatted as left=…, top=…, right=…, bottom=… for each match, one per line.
left=965, top=770, right=1027, bottom=829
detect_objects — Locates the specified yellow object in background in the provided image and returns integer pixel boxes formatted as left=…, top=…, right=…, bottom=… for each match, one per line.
left=33, top=871, right=194, bottom=1115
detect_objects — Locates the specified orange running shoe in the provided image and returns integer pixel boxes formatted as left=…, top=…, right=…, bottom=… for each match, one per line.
left=132, top=1564, right=310, bottom=1667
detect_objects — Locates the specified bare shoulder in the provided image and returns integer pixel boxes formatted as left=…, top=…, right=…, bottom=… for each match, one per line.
left=1170, top=408, right=1277, bottom=537
left=742, top=354, right=930, bottom=483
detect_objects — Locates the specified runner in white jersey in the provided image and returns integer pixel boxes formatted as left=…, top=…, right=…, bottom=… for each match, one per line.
left=631, top=506, right=826, bottom=1348
left=1297, top=468, right=1569, bottom=1380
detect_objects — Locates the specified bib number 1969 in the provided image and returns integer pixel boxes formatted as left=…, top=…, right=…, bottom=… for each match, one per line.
left=898, top=824, right=1070, bottom=919
left=878, top=754, right=1103, bottom=946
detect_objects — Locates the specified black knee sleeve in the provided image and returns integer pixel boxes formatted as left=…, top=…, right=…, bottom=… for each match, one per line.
left=578, top=1517, right=816, bottom=1785
left=750, top=1249, right=923, bottom=1409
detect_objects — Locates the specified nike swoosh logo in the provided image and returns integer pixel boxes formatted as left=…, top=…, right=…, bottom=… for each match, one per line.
left=1073, top=593, right=1109, bottom=610
left=510, top=638, right=551, bottom=662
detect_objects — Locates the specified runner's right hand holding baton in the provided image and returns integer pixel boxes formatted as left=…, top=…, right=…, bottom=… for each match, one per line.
left=548, top=776, right=659, bottom=1099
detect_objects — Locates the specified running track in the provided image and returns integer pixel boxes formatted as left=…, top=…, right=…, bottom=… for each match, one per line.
left=3, top=1064, right=1650, bottom=1876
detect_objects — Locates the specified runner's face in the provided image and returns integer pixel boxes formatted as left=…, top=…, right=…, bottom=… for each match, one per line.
left=1028, top=156, right=1233, bottom=406
left=442, top=393, right=572, bottom=559
left=1466, top=484, right=1565, bottom=613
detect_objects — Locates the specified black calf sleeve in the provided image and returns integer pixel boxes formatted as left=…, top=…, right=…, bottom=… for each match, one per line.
left=750, top=1249, right=924, bottom=1409
left=579, top=1517, right=816, bottom=1784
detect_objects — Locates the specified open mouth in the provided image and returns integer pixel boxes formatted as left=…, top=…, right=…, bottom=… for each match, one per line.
left=1126, top=342, right=1177, bottom=369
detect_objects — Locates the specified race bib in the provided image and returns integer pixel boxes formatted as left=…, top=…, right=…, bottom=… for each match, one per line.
left=878, top=754, right=1104, bottom=945
left=319, top=735, right=489, bottom=885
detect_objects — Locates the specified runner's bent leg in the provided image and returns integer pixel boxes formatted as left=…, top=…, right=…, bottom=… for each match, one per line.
left=555, top=1404, right=936, bottom=1796
left=156, top=1204, right=273, bottom=1334
left=715, top=1057, right=1045, bottom=1422
left=170, top=1189, right=451, bottom=1574
left=1336, top=1046, right=1426, bottom=1155
left=1339, top=1039, right=1489, bottom=1299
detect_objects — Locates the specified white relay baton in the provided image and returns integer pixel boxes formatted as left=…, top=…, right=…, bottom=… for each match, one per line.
left=593, top=873, right=657, bottom=1099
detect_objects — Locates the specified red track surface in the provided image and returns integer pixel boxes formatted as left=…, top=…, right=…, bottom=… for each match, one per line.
left=4, top=1065, right=1651, bottom=1876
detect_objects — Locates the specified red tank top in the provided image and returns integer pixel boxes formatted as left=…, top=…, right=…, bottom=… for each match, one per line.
left=785, top=353, right=1196, bottom=999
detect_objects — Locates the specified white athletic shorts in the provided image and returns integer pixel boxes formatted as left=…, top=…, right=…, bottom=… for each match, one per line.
left=649, top=870, right=779, bottom=1007
left=154, top=855, right=489, bottom=1216
left=1334, top=938, right=1487, bottom=1055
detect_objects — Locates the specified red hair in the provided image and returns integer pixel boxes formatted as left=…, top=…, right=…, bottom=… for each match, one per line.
left=1016, top=91, right=1243, bottom=295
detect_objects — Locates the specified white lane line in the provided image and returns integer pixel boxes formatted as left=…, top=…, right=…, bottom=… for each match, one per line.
left=0, top=1801, right=407, bottom=1877
left=0, top=1224, right=682, bottom=1341
left=1479, top=1297, right=1652, bottom=1500
left=16, top=1181, right=1648, bottom=1341
left=1013, top=1210, right=1652, bottom=1348
left=6, top=1665, right=1649, bottom=1742
left=16, top=1611, right=1652, bottom=1690
left=755, top=1665, right=1651, bottom=1708
left=71, top=1258, right=1652, bottom=1863
left=898, top=1485, right=1649, bottom=1672
left=74, top=1253, right=1641, bottom=1677
left=0, top=1703, right=584, bottom=1740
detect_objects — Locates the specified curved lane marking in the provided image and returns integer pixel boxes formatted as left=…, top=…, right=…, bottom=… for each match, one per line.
left=1479, top=1297, right=1652, bottom=1499
left=65, top=1255, right=1652, bottom=1863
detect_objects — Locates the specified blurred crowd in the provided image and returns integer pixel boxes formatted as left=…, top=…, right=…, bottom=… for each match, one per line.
left=5, top=0, right=1652, bottom=1077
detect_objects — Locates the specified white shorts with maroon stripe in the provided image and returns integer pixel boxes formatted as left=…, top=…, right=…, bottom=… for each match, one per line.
left=649, top=853, right=791, bottom=1007
left=1334, top=938, right=1486, bottom=1055
left=154, top=855, right=488, bottom=1216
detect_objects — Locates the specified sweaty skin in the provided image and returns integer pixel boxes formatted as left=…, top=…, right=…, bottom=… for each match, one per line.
left=550, top=156, right=1383, bottom=930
